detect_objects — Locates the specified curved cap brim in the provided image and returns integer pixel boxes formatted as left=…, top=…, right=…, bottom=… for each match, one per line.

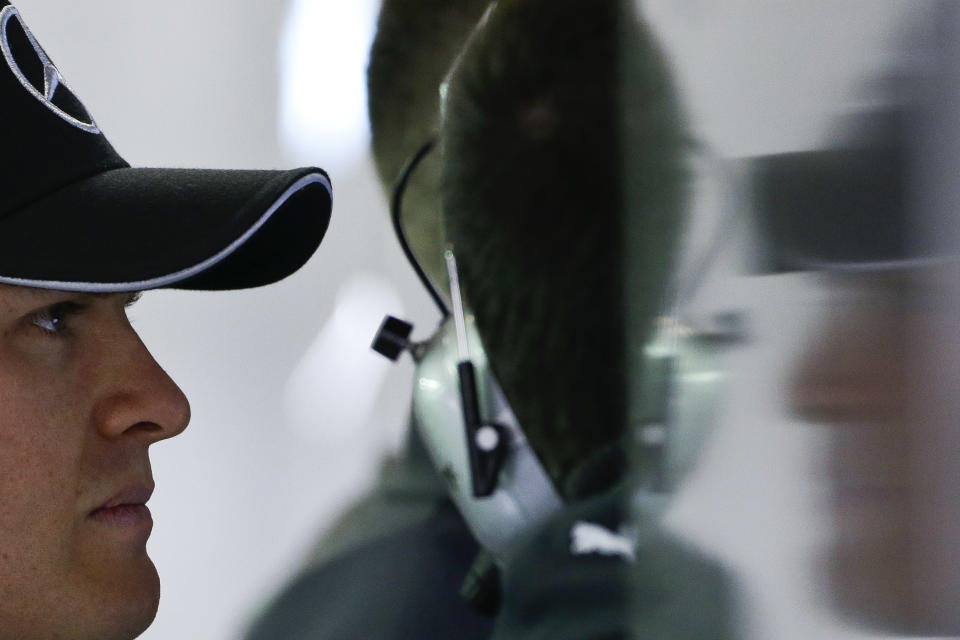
left=0, top=166, right=332, bottom=292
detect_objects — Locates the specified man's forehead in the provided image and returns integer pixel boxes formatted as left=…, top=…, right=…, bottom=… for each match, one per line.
left=0, top=284, right=141, bottom=305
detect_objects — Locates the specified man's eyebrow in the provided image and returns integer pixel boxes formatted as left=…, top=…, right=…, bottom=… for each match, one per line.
left=9, top=288, right=144, bottom=307
left=85, top=291, right=143, bottom=307
left=122, top=291, right=142, bottom=307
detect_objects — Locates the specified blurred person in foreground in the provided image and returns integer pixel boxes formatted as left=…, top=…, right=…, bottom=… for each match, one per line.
left=0, top=3, right=332, bottom=638
left=441, top=1, right=736, bottom=637
left=247, top=0, right=738, bottom=638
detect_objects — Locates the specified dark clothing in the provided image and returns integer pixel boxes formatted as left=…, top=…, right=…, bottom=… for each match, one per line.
left=493, top=480, right=739, bottom=640
left=246, top=502, right=492, bottom=640
left=245, top=428, right=494, bottom=640
left=246, top=432, right=736, bottom=640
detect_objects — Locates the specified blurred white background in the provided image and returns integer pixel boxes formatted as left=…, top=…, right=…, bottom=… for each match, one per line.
left=11, top=1, right=946, bottom=639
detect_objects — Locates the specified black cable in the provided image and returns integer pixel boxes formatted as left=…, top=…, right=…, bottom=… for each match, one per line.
left=390, top=138, right=450, bottom=317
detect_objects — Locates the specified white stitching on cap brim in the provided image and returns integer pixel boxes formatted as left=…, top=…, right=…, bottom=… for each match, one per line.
left=0, top=172, right=332, bottom=292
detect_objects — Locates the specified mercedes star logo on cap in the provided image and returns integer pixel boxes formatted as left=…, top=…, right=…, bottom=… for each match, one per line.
left=0, top=5, right=99, bottom=134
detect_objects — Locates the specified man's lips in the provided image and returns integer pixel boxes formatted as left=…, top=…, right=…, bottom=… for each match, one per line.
left=97, top=484, right=154, bottom=510
left=89, top=484, right=154, bottom=528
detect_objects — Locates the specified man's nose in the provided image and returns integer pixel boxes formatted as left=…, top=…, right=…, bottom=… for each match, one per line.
left=91, top=325, right=191, bottom=443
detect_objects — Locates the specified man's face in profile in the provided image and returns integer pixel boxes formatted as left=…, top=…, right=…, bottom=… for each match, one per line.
left=0, top=284, right=189, bottom=640
left=790, top=274, right=914, bottom=631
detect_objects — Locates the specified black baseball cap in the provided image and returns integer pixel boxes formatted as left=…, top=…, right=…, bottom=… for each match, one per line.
left=0, top=2, right=332, bottom=292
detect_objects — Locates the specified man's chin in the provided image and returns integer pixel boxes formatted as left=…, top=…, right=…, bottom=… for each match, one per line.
left=121, top=558, right=161, bottom=639
left=86, top=555, right=161, bottom=640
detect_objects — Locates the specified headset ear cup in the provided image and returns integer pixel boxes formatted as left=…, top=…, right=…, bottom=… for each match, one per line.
left=412, top=317, right=563, bottom=562
left=634, top=343, right=674, bottom=492
left=633, top=318, right=676, bottom=494
left=633, top=319, right=724, bottom=501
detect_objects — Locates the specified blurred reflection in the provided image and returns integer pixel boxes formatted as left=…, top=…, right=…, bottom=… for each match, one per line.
left=791, top=273, right=914, bottom=632
left=756, top=113, right=927, bottom=634
left=749, top=3, right=960, bottom=632
left=755, top=107, right=913, bottom=629
left=786, top=267, right=960, bottom=636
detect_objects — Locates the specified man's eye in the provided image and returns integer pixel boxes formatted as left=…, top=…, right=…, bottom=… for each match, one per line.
left=28, top=302, right=84, bottom=337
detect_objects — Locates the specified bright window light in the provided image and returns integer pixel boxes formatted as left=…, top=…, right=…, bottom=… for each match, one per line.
left=278, top=0, right=380, bottom=167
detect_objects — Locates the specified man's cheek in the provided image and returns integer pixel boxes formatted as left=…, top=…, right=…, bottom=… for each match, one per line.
left=0, top=400, right=80, bottom=515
